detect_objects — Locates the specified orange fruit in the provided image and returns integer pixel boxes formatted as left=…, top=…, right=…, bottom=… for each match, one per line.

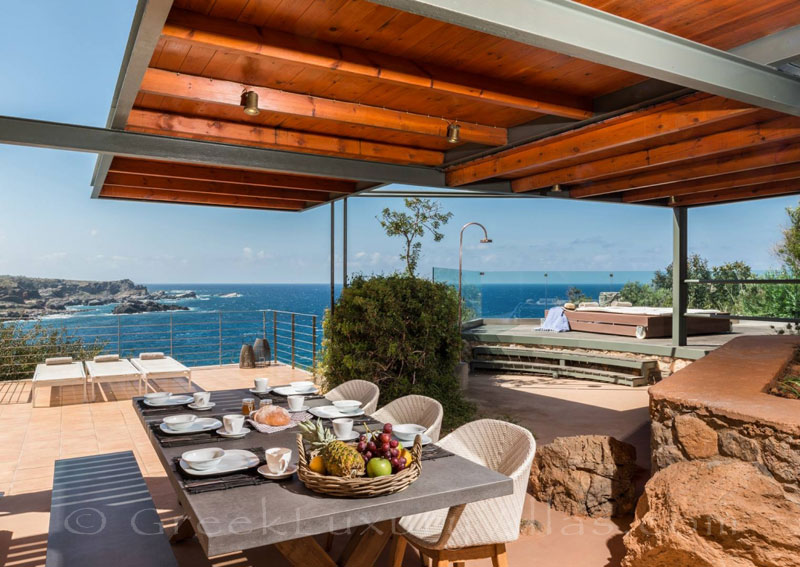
left=309, top=455, right=326, bottom=474
left=399, top=448, right=413, bottom=464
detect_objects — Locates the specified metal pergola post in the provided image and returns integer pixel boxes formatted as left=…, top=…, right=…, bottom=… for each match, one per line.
left=330, top=202, right=335, bottom=314
left=672, top=207, right=688, bottom=346
left=342, top=197, right=348, bottom=288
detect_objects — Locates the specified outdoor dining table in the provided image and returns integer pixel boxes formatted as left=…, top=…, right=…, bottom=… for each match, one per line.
left=133, top=388, right=513, bottom=566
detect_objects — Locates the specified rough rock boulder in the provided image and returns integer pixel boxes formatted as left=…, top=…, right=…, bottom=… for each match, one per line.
left=529, top=435, right=638, bottom=517
left=622, top=460, right=800, bottom=567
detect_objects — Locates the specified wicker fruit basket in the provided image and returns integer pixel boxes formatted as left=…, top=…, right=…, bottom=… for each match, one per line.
left=296, top=433, right=423, bottom=498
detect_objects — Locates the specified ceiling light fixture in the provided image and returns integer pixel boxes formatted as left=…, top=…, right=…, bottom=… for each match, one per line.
left=446, top=123, right=461, bottom=144
left=551, top=184, right=562, bottom=192
left=242, top=91, right=260, bottom=116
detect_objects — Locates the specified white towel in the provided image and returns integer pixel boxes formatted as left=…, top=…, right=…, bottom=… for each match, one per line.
left=140, top=352, right=165, bottom=360
left=94, top=354, right=120, bottom=363
left=45, top=356, right=73, bottom=365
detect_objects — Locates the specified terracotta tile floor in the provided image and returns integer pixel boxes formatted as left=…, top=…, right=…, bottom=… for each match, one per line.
left=0, top=366, right=649, bottom=567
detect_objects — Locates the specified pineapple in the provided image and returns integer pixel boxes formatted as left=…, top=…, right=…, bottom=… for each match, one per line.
left=299, top=419, right=365, bottom=478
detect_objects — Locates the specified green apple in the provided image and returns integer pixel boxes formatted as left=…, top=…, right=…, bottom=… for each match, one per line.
left=366, top=458, right=392, bottom=478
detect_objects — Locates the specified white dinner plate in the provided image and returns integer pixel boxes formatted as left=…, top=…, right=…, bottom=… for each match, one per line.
left=257, top=463, right=297, bottom=480
left=187, top=402, right=216, bottom=411
left=159, top=417, right=222, bottom=435
left=144, top=395, right=193, bottom=407
left=216, top=427, right=251, bottom=438
left=271, top=385, right=319, bottom=397
left=308, top=405, right=365, bottom=419
left=180, top=449, right=260, bottom=476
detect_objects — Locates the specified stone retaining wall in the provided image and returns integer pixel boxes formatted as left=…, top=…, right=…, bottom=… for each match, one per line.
left=649, top=336, right=800, bottom=496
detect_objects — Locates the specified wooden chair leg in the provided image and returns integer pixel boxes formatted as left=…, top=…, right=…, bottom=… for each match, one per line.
left=491, top=544, right=509, bottom=567
left=324, top=532, right=334, bottom=552
left=390, top=535, right=407, bottom=567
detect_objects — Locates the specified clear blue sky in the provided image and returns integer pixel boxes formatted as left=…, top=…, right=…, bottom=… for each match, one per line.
left=0, top=1, right=796, bottom=284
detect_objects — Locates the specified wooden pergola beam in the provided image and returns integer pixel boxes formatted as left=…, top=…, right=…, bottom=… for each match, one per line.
left=570, top=143, right=800, bottom=198
left=140, top=68, right=507, bottom=147
left=446, top=95, right=763, bottom=186
left=671, top=179, right=800, bottom=207
left=162, top=9, right=592, bottom=120
left=104, top=172, right=332, bottom=202
left=622, top=162, right=800, bottom=202
left=100, top=185, right=306, bottom=210
left=108, top=156, right=358, bottom=193
left=511, top=114, right=797, bottom=192
left=126, top=109, right=444, bottom=166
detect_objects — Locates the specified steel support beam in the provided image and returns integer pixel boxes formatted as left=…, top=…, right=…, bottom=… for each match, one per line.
left=373, top=0, right=800, bottom=116
left=0, top=115, right=445, bottom=187
left=672, top=207, right=688, bottom=347
left=330, top=203, right=336, bottom=313
left=91, top=0, right=173, bottom=198
left=342, top=197, right=348, bottom=288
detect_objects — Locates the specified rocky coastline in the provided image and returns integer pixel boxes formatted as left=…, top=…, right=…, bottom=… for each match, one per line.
left=0, top=275, right=193, bottom=319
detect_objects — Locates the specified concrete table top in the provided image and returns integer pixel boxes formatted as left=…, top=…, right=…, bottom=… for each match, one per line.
left=134, top=388, right=513, bottom=557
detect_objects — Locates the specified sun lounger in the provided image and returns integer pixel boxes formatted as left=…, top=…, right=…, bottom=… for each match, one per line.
left=84, top=355, right=145, bottom=400
left=32, top=357, right=87, bottom=407
left=130, top=353, right=192, bottom=391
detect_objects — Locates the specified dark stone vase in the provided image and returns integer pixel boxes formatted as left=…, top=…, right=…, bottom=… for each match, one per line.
left=239, top=344, right=256, bottom=369
left=253, top=338, right=271, bottom=366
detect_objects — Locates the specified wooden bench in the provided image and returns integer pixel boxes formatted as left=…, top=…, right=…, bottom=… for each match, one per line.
left=471, top=345, right=659, bottom=387
left=46, top=451, right=177, bottom=567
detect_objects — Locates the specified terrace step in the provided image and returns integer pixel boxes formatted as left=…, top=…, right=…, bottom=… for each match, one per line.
left=46, top=451, right=177, bottom=567
left=471, top=345, right=658, bottom=387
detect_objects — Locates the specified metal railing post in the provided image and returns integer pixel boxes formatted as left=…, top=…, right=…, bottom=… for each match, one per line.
left=169, top=313, right=174, bottom=357
left=262, top=310, right=266, bottom=339
left=116, top=316, right=121, bottom=355
left=218, top=312, right=223, bottom=366
left=291, top=313, right=296, bottom=369
left=312, top=315, right=317, bottom=372
left=273, top=311, right=278, bottom=363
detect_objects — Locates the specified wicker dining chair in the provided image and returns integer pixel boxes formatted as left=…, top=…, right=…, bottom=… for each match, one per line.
left=372, top=395, right=444, bottom=442
left=390, top=419, right=536, bottom=567
left=325, top=379, right=380, bottom=415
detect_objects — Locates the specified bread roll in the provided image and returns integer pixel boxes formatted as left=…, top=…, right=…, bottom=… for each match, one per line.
left=253, top=405, right=291, bottom=426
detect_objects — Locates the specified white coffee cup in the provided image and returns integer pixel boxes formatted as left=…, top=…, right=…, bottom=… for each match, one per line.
left=265, top=447, right=292, bottom=474
left=287, top=395, right=305, bottom=411
left=223, top=414, right=245, bottom=434
left=254, top=377, right=269, bottom=392
left=193, top=391, right=211, bottom=407
left=333, top=418, right=353, bottom=439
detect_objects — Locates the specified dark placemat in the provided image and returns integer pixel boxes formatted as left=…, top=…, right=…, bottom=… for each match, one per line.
left=420, top=444, right=455, bottom=462
left=150, top=419, right=246, bottom=448
left=171, top=447, right=272, bottom=494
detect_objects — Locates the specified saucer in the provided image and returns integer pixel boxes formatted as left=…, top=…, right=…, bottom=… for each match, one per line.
left=188, top=402, right=216, bottom=411
left=249, top=388, right=272, bottom=395
left=287, top=405, right=310, bottom=413
left=335, top=431, right=360, bottom=442
left=257, top=463, right=297, bottom=480
left=216, top=427, right=251, bottom=438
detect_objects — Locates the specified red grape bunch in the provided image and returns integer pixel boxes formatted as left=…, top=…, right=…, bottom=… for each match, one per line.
left=355, top=423, right=407, bottom=473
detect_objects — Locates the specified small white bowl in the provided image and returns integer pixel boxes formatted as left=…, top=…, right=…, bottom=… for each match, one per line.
left=291, top=381, right=315, bottom=392
left=332, top=400, right=362, bottom=413
left=182, top=448, right=225, bottom=471
left=145, top=392, right=172, bottom=403
left=162, top=414, right=197, bottom=432
left=393, top=424, right=427, bottom=442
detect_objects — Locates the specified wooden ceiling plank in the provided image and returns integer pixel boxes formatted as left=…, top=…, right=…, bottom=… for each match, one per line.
left=162, top=8, right=592, bottom=119
left=570, top=143, right=800, bottom=198
left=100, top=185, right=306, bottom=210
left=140, top=67, right=506, bottom=146
left=446, top=95, right=763, bottom=186
left=104, top=172, right=331, bottom=202
left=107, top=156, right=358, bottom=193
left=126, top=108, right=444, bottom=166
left=623, top=162, right=800, bottom=202
left=671, top=179, right=800, bottom=207
left=512, top=113, right=797, bottom=192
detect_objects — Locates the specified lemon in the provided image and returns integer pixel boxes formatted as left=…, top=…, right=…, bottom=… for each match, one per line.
left=309, top=455, right=327, bottom=474
left=399, top=448, right=413, bottom=464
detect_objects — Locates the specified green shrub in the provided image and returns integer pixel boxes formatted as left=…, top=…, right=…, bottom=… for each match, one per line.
left=320, top=274, right=475, bottom=430
left=0, top=322, right=106, bottom=381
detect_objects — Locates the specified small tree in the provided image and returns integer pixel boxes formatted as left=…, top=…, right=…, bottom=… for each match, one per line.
left=378, top=198, right=453, bottom=277
left=776, top=200, right=800, bottom=275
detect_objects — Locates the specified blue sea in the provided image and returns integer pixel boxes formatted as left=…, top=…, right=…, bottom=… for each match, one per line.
left=30, top=279, right=642, bottom=368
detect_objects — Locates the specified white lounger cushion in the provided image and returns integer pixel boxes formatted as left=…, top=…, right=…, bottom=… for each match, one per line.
left=85, top=359, right=141, bottom=378
left=140, top=352, right=165, bottom=360
left=132, top=356, right=189, bottom=374
left=34, top=362, right=85, bottom=382
left=575, top=306, right=723, bottom=315
left=45, top=356, right=73, bottom=365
